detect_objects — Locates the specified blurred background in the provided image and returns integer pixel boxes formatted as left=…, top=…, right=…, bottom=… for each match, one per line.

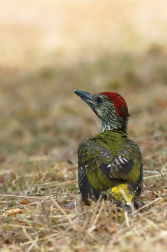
left=1, top=0, right=167, bottom=177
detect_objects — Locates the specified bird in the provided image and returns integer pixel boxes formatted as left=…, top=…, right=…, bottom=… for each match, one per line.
left=74, top=89, right=143, bottom=210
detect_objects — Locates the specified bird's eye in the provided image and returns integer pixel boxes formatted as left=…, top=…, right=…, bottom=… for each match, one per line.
left=95, top=97, right=103, bottom=104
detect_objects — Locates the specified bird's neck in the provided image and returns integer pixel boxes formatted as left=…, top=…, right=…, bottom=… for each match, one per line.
left=100, top=118, right=128, bottom=133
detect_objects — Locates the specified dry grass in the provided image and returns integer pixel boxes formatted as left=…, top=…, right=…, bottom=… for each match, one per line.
left=1, top=1, right=167, bottom=251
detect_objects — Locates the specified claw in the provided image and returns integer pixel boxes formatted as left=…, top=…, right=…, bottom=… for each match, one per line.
left=125, top=202, right=132, bottom=214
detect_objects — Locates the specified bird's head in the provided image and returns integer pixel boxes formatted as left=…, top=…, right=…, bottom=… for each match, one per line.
left=74, top=90, right=129, bottom=132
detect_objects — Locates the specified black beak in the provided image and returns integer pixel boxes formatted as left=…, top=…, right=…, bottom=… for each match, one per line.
left=74, top=90, right=94, bottom=108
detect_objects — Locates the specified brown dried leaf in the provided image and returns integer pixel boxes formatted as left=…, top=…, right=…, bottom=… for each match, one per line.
left=20, top=198, right=31, bottom=205
left=6, top=208, right=23, bottom=216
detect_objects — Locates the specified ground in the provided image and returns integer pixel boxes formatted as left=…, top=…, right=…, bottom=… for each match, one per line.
left=0, top=1, right=167, bottom=251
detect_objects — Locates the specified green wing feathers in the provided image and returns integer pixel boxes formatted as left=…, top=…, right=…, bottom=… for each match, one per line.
left=78, top=130, right=143, bottom=205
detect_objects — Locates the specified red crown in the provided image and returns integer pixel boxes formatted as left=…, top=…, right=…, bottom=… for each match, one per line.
left=99, top=92, right=129, bottom=117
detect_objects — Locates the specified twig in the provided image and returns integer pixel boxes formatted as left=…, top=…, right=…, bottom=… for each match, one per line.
left=51, top=197, right=80, bottom=231
left=132, top=198, right=161, bottom=214
left=87, top=200, right=104, bottom=233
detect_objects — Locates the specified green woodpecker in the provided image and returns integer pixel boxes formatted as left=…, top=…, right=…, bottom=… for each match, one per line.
left=74, top=90, right=143, bottom=209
